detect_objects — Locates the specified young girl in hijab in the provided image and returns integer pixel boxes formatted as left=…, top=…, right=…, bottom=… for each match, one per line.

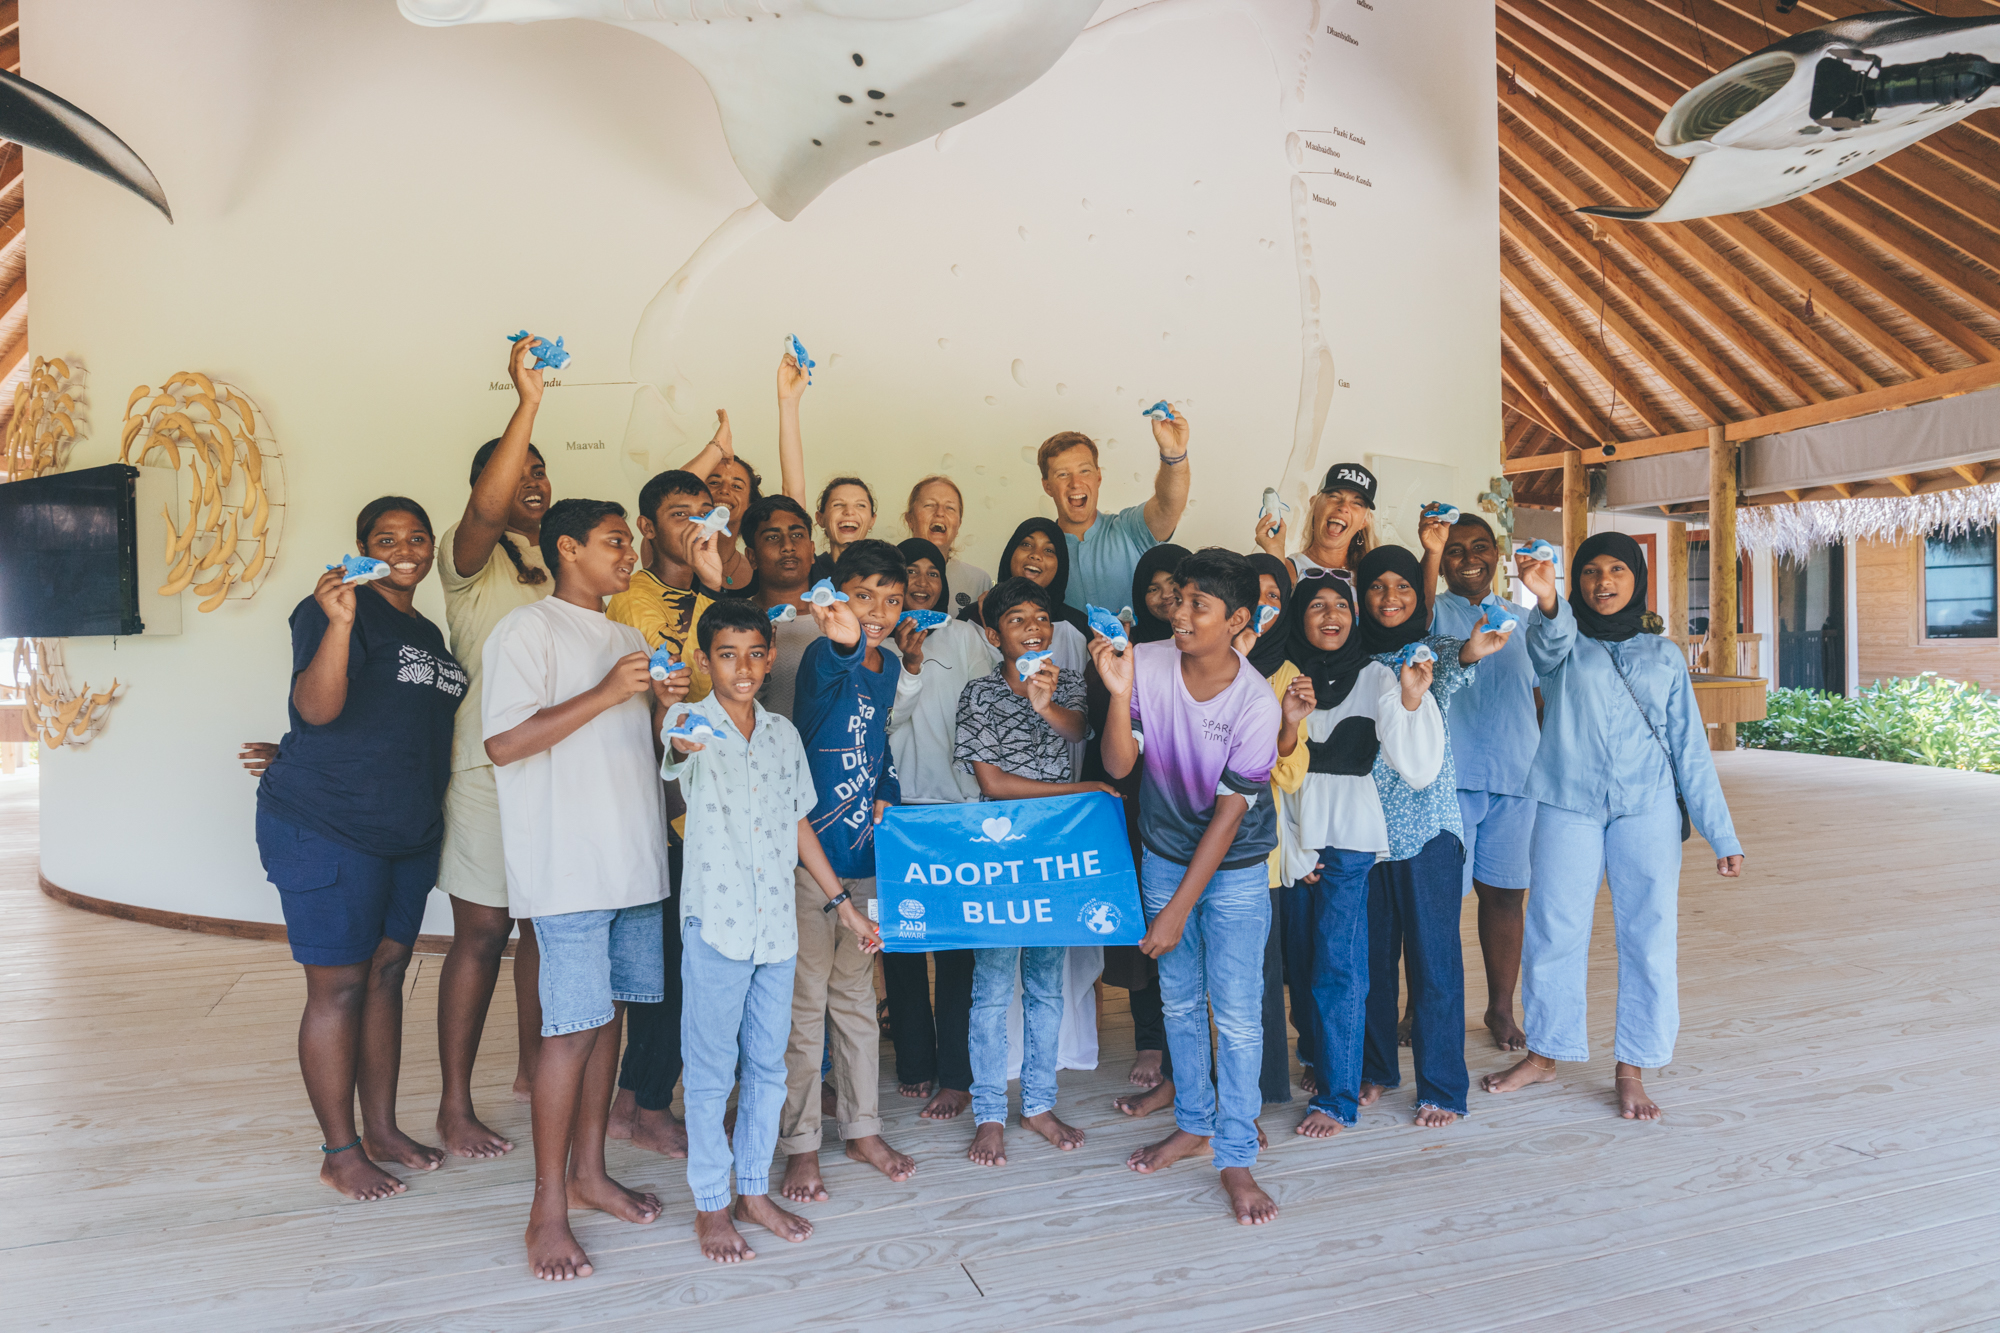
left=884, top=537, right=997, bottom=1120
left=1271, top=570, right=1447, bottom=1137
left=1243, top=553, right=1294, bottom=681
left=1352, top=545, right=1512, bottom=1126
left=1482, top=533, right=1743, bottom=1120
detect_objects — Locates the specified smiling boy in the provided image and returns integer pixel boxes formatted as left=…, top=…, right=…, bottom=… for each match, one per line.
left=1091, top=548, right=1283, bottom=1227
left=778, top=539, right=917, bottom=1204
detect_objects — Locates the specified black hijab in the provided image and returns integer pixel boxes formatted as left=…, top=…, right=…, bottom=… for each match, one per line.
left=1246, top=552, right=1295, bottom=680
left=1128, top=543, right=1190, bottom=644
left=962, top=517, right=1087, bottom=632
left=1283, top=570, right=1369, bottom=709
left=897, top=537, right=951, bottom=615
left=1353, top=544, right=1431, bottom=656
left=1569, top=531, right=1649, bottom=642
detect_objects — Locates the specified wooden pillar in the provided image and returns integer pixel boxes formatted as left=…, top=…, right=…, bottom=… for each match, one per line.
left=1562, top=449, right=1589, bottom=581
left=1665, top=520, right=1689, bottom=644
left=1707, top=424, right=1738, bottom=750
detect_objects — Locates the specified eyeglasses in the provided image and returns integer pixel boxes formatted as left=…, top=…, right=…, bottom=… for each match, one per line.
left=1293, top=560, right=1354, bottom=584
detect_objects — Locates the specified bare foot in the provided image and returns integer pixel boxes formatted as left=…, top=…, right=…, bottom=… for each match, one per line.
left=566, top=1170, right=662, bottom=1224
left=1358, top=1082, right=1387, bottom=1108
left=512, top=1072, right=533, bottom=1104
left=1294, top=1109, right=1345, bottom=1139
left=920, top=1087, right=971, bottom=1120
left=1398, top=1011, right=1412, bottom=1047
left=1114, top=1078, right=1176, bottom=1118
left=1485, top=1008, right=1528, bottom=1052
left=630, top=1107, right=689, bottom=1158
left=845, top=1134, right=917, bottom=1182
left=320, top=1147, right=407, bottom=1201
left=967, top=1121, right=1008, bottom=1167
left=1481, top=1053, right=1562, bottom=1095
left=526, top=1207, right=592, bottom=1280
left=695, top=1207, right=755, bottom=1263
left=1220, top=1166, right=1278, bottom=1225
left=363, top=1128, right=444, bottom=1173
left=821, top=1085, right=838, bottom=1118
left=780, top=1151, right=829, bottom=1204
left=1298, top=1065, right=1318, bottom=1097
left=1414, top=1104, right=1461, bottom=1127
left=607, top=1088, right=637, bottom=1140
left=435, top=1109, right=513, bottom=1159
left=1616, top=1064, right=1662, bottom=1121
left=1127, top=1049, right=1165, bottom=1089
left=735, top=1192, right=812, bottom=1242
left=1127, top=1128, right=1210, bottom=1174
left=1022, top=1109, right=1085, bottom=1152
left=900, top=1079, right=934, bottom=1099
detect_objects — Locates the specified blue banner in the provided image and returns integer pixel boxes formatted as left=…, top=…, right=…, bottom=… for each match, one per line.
left=872, top=792, right=1144, bottom=951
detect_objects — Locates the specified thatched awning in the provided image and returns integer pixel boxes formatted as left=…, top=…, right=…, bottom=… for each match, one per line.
left=1736, top=484, right=2000, bottom=562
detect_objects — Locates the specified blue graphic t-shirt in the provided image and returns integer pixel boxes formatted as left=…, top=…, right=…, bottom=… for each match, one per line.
left=795, top=635, right=904, bottom=879
left=259, top=584, right=467, bottom=859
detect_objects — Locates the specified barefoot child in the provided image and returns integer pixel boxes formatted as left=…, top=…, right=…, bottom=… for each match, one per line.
left=953, top=578, right=1110, bottom=1165
left=779, top=540, right=918, bottom=1203
left=1091, top=548, right=1284, bottom=1226
left=483, top=499, right=685, bottom=1281
left=661, top=598, right=883, bottom=1263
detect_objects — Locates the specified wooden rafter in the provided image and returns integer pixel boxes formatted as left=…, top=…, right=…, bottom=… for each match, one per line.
left=1503, top=313, right=1609, bottom=439
left=1501, top=256, right=1676, bottom=434
left=1501, top=358, right=1587, bottom=443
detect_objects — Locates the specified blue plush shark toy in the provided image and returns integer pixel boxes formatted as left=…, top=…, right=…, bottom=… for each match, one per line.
left=898, top=608, right=949, bottom=632
left=507, top=330, right=570, bottom=371
left=664, top=711, right=719, bottom=741
left=1142, top=400, right=1176, bottom=422
left=691, top=506, right=732, bottom=539
left=1255, top=604, right=1280, bottom=636
left=783, top=333, right=815, bottom=384
left=1474, top=595, right=1520, bottom=635
left=1515, top=540, right=1557, bottom=564
left=648, top=645, right=689, bottom=681
left=1259, top=487, right=1291, bottom=537
left=1386, top=641, right=1437, bottom=670
left=1015, top=649, right=1055, bottom=682
left=327, top=554, right=391, bottom=585
left=768, top=603, right=799, bottom=624
left=806, top=578, right=849, bottom=607
left=1421, top=501, right=1461, bottom=525
left=1086, top=604, right=1130, bottom=653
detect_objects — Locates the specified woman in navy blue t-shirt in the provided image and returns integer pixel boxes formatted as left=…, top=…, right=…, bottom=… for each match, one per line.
left=257, top=496, right=467, bottom=1201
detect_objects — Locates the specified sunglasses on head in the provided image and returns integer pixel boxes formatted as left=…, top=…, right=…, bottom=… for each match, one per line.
left=1294, top=561, right=1354, bottom=584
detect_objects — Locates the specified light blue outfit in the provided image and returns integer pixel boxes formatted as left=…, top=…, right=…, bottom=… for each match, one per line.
left=1140, top=851, right=1269, bottom=1170
left=1431, top=591, right=1572, bottom=894
left=680, top=916, right=795, bottom=1210
left=1522, top=612, right=1743, bottom=1067
left=970, top=946, right=1065, bottom=1125
left=1063, top=502, right=1162, bottom=612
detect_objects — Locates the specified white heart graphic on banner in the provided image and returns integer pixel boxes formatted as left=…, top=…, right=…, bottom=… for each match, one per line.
left=981, top=817, right=1013, bottom=843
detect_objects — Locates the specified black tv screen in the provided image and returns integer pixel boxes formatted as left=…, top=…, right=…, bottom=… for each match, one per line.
left=0, top=463, right=142, bottom=637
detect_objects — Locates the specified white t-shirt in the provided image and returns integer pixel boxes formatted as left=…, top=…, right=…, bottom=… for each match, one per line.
left=482, top=597, right=669, bottom=919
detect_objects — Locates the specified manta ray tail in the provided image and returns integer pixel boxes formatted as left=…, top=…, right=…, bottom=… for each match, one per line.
left=1576, top=204, right=1660, bottom=222
left=0, top=69, right=170, bottom=221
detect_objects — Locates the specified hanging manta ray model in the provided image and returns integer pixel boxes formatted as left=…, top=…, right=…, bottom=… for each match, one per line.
left=1580, top=12, right=1999, bottom=225
left=0, top=68, right=170, bottom=220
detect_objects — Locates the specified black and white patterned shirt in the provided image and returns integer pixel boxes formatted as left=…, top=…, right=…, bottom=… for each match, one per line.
left=953, top=664, right=1086, bottom=795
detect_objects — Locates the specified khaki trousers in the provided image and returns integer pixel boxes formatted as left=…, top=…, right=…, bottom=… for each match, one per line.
left=777, top=871, right=883, bottom=1153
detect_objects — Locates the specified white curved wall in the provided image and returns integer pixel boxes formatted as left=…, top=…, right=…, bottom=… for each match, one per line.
left=29, top=0, right=1497, bottom=927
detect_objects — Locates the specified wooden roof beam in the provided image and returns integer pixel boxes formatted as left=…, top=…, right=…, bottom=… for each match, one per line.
left=1503, top=412, right=1539, bottom=455
left=1502, top=383, right=1577, bottom=445
left=1501, top=259, right=1677, bottom=434
left=1502, top=354, right=1593, bottom=443
left=1503, top=312, right=1614, bottom=440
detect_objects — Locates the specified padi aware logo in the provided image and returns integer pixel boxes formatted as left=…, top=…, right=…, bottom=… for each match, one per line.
left=1079, top=899, right=1123, bottom=936
left=898, top=899, right=925, bottom=920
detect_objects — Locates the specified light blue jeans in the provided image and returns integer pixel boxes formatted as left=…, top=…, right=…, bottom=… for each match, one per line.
left=679, top=916, right=797, bottom=1212
left=1141, top=850, right=1270, bottom=1170
left=1524, top=798, right=1682, bottom=1068
left=969, top=946, right=1066, bottom=1125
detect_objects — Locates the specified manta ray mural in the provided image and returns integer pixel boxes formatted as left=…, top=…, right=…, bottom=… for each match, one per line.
left=1581, top=11, right=2000, bottom=225
left=0, top=68, right=170, bottom=220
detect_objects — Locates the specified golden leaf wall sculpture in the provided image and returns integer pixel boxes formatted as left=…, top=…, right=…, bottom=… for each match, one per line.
left=5, top=357, right=87, bottom=481
left=120, top=373, right=285, bottom=614
left=15, top=638, right=120, bottom=749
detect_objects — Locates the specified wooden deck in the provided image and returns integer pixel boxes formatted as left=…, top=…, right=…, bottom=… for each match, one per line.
left=6, top=750, right=2000, bottom=1332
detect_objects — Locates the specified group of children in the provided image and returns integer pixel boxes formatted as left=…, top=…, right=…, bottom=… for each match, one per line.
left=251, top=334, right=1744, bottom=1280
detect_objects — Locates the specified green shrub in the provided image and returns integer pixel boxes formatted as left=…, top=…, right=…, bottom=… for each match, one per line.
left=1739, top=673, right=2000, bottom=773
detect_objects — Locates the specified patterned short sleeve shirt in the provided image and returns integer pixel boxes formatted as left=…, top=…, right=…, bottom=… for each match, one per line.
left=952, top=664, right=1086, bottom=793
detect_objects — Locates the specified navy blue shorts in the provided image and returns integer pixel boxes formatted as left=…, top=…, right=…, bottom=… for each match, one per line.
left=255, top=808, right=438, bottom=966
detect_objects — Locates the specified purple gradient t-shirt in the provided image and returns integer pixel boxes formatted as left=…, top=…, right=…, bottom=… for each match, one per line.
left=1130, top=642, right=1281, bottom=870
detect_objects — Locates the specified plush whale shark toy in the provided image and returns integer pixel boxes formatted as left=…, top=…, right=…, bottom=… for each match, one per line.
left=806, top=578, right=849, bottom=608
left=648, top=645, right=689, bottom=681
left=1386, top=641, right=1436, bottom=670
left=327, top=554, right=391, bottom=585
left=1580, top=13, right=2000, bottom=224
left=691, top=506, right=732, bottom=540
left=898, top=608, right=949, bottom=632
left=1015, top=649, right=1055, bottom=682
left=1516, top=540, right=1558, bottom=564
left=1474, top=595, right=1520, bottom=636
left=664, top=711, right=719, bottom=741
left=1421, top=501, right=1461, bottom=525
left=507, top=330, right=570, bottom=370
left=1086, top=604, right=1130, bottom=652
left=1254, top=604, right=1280, bottom=636
left=1142, top=400, right=1176, bottom=422
left=783, top=333, right=815, bottom=384
left=768, top=603, right=799, bottom=624
left=1259, top=487, right=1291, bottom=537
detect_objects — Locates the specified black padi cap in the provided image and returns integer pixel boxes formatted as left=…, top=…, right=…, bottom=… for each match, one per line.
left=1320, top=462, right=1377, bottom=508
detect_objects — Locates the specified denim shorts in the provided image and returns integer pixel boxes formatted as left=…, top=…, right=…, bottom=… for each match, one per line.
left=1457, top=789, right=1536, bottom=895
left=255, top=808, right=437, bottom=967
left=533, top=901, right=667, bottom=1036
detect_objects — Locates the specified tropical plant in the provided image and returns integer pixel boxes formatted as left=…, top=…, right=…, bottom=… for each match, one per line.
left=1739, top=674, right=2000, bottom=774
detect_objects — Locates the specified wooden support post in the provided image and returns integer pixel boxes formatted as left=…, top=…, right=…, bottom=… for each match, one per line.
left=1562, top=449, right=1588, bottom=581
left=1708, top=424, right=1739, bottom=751
left=1666, top=520, right=1688, bottom=644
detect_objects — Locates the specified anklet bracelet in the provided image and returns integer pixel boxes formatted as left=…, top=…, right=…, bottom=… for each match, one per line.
left=321, top=1136, right=363, bottom=1155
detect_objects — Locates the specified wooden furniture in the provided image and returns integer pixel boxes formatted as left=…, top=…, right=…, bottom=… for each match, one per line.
left=1691, top=672, right=1767, bottom=750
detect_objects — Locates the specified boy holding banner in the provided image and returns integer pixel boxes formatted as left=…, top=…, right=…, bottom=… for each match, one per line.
left=953, top=578, right=1114, bottom=1165
left=1090, top=548, right=1283, bottom=1227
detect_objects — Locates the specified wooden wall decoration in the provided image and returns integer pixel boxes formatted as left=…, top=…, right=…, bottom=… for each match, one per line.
left=4, top=356, right=85, bottom=480
left=15, top=637, right=119, bottom=750
left=119, top=373, right=284, bottom=614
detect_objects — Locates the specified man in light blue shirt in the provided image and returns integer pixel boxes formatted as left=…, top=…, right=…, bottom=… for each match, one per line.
left=1038, top=410, right=1191, bottom=613
left=1426, top=513, right=1570, bottom=1053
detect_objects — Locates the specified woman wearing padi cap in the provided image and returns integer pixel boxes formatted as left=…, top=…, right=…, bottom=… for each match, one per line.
left=1260, top=462, right=1376, bottom=581
left=1483, top=533, right=1742, bottom=1120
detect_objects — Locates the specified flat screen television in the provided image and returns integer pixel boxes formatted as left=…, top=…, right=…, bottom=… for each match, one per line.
left=0, top=463, right=144, bottom=637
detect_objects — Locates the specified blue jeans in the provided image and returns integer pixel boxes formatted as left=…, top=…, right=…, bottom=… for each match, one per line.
left=1140, top=850, right=1269, bottom=1170
left=1524, top=798, right=1681, bottom=1067
left=679, top=916, right=797, bottom=1211
left=533, top=901, right=666, bottom=1037
left=969, top=946, right=1066, bottom=1124
left=1283, top=848, right=1376, bottom=1125
left=1362, top=832, right=1469, bottom=1115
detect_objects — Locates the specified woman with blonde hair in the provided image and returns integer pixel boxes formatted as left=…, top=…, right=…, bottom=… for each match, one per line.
left=903, top=474, right=991, bottom=612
